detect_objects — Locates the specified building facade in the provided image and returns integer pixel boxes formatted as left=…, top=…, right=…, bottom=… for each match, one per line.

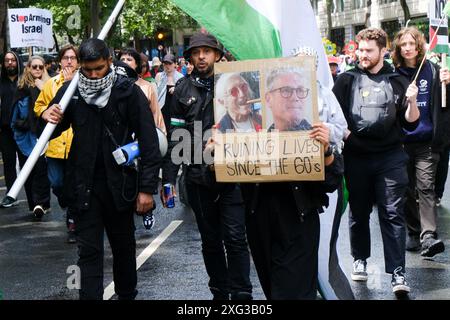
left=312, top=0, right=430, bottom=50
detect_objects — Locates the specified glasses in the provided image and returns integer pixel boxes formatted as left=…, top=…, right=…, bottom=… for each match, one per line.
left=226, top=83, right=249, bottom=97
left=270, top=86, right=309, bottom=99
left=31, top=65, right=44, bottom=70
left=61, top=56, right=77, bottom=61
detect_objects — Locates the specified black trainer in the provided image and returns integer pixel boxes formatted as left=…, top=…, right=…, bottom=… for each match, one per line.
left=67, top=222, right=77, bottom=244
left=406, top=234, right=421, bottom=252
left=33, top=205, right=45, bottom=220
left=391, top=266, right=410, bottom=296
left=143, top=212, right=155, bottom=230
left=421, top=233, right=445, bottom=257
left=0, top=196, right=18, bottom=208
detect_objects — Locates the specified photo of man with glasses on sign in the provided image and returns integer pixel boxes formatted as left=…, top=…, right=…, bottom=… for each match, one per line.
left=265, top=68, right=312, bottom=131
left=215, top=72, right=262, bottom=133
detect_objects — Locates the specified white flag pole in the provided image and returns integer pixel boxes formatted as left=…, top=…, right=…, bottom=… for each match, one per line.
left=1, top=0, right=127, bottom=205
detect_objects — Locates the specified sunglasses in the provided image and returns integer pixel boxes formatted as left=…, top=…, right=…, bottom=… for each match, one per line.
left=227, top=83, right=249, bottom=97
left=31, top=65, right=44, bottom=70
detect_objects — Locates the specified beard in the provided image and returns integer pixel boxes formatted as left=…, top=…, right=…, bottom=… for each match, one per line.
left=196, top=63, right=214, bottom=77
left=6, top=67, right=18, bottom=77
left=361, top=55, right=382, bottom=72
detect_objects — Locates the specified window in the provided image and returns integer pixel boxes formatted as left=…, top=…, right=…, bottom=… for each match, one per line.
left=354, top=24, right=366, bottom=36
left=332, top=0, right=345, bottom=13
left=379, top=0, right=397, bottom=4
left=310, top=0, right=319, bottom=14
left=381, top=20, right=401, bottom=47
left=353, top=0, right=367, bottom=9
left=330, top=28, right=346, bottom=50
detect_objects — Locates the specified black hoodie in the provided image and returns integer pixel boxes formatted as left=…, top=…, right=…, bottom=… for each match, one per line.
left=0, top=51, right=24, bottom=128
left=332, top=61, right=419, bottom=155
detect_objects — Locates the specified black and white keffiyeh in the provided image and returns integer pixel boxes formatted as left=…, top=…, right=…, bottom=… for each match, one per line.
left=78, top=66, right=116, bottom=108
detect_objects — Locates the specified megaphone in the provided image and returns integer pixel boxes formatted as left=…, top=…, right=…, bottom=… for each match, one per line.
left=112, top=127, right=168, bottom=167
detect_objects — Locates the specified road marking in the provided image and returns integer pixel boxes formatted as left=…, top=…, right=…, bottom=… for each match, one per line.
left=103, top=220, right=183, bottom=300
left=0, top=187, right=6, bottom=191
left=0, top=176, right=4, bottom=181
left=0, top=220, right=63, bottom=229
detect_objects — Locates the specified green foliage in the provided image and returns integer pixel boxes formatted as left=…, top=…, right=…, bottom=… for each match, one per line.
left=7, top=0, right=197, bottom=46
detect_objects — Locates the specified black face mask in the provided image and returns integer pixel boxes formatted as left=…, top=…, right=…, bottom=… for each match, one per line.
left=6, top=67, right=18, bottom=77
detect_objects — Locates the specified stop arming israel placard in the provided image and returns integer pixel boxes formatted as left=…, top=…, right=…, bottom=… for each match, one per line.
left=429, top=0, right=449, bottom=53
left=213, top=56, right=324, bottom=182
left=8, top=8, right=54, bottom=48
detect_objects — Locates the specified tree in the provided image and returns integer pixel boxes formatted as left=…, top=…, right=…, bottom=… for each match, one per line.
left=364, top=0, right=372, bottom=28
left=3, top=0, right=197, bottom=52
left=399, top=0, right=411, bottom=25
left=0, top=0, right=7, bottom=54
left=326, top=0, right=333, bottom=39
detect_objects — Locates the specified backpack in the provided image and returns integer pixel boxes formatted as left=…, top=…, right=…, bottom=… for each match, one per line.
left=348, top=71, right=398, bottom=138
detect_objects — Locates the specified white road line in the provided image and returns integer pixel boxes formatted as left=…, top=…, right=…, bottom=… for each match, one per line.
left=0, top=186, right=6, bottom=191
left=0, top=220, right=63, bottom=229
left=103, top=220, right=183, bottom=300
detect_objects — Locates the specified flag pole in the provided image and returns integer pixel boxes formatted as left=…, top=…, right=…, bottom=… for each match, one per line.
left=413, top=13, right=446, bottom=84
left=0, top=0, right=127, bottom=206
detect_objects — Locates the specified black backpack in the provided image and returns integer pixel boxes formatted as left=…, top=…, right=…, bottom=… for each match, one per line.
left=348, top=71, right=399, bottom=138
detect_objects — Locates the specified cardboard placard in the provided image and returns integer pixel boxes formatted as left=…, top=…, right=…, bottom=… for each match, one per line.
left=213, top=56, right=324, bottom=182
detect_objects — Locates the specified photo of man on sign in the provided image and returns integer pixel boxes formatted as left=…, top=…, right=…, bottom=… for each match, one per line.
left=213, top=56, right=323, bottom=183
left=265, top=67, right=313, bottom=131
left=215, top=71, right=262, bottom=133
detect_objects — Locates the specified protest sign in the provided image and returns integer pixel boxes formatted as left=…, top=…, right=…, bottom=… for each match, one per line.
left=213, top=56, right=323, bottom=182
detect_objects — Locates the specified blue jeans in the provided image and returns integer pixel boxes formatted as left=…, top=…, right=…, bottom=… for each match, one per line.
left=47, top=157, right=66, bottom=207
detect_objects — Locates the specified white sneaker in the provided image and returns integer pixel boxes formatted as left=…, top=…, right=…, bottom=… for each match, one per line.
left=351, top=259, right=368, bottom=281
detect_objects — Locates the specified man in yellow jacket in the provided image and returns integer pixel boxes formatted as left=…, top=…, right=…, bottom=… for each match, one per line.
left=34, top=44, right=78, bottom=243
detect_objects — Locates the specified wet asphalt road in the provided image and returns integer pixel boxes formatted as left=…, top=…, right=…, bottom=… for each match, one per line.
left=0, top=160, right=449, bottom=300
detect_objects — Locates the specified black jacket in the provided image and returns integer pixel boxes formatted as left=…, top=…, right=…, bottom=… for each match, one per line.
left=333, top=61, right=419, bottom=155
left=0, top=51, right=23, bottom=128
left=397, top=61, right=450, bottom=152
left=241, top=150, right=344, bottom=217
left=48, top=71, right=161, bottom=212
left=162, top=73, right=215, bottom=186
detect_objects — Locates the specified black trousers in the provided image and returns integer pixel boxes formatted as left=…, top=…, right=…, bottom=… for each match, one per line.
left=435, top=146, right=450, bottom=199
left=186, top=181, right=252, bottom=299
left=75, top=178, right=137, bottom=300
left=0, top=127, right=24, bottom=191
left=345, top=148, right=408, bottom=274
left=244, top=183, right=320, bottom=300
left=22, top=155, right=51, bottom=211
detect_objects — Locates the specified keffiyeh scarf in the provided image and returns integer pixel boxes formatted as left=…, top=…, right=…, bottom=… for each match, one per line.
left=78, top=66, right=116, bottom=108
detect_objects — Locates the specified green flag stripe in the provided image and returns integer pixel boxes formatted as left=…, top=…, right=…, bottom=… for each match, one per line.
left=444, top=1, right=450, bottom=17
left=433, top=44, right=449, bottom=54
left=171, top=0, right=282, bottom=60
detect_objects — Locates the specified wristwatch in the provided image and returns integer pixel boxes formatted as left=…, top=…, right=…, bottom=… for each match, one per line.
left=324, top=145, right=335, bottom=157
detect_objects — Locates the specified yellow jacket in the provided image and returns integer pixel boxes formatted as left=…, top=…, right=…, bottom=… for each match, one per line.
left=34, top=73, right=73, bottom=159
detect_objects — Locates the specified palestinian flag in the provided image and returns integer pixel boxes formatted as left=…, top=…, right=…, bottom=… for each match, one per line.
left=171, top=0, right=333, bottom=91
left=172, top=0, right=353, bottom=300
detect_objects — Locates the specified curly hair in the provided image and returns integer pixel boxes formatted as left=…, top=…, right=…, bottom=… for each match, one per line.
left=391, top=27, right=426, bottom=68
left=356, top=27, right=387, bottom=50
